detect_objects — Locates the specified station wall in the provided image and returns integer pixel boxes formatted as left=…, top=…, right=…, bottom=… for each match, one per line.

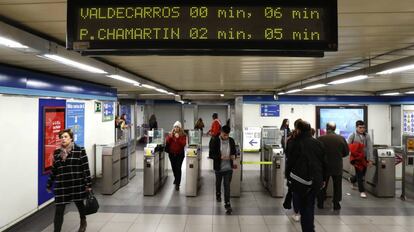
left=0, top=95, right=115, bottom=230
left=243, top=103, right=391, bottom=145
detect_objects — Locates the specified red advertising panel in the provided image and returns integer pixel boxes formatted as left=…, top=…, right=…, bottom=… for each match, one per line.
left=43, top=107, right=65, bottom=174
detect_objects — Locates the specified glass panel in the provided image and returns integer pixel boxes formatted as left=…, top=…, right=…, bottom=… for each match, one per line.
left=188, top=129, right=202, bottom=145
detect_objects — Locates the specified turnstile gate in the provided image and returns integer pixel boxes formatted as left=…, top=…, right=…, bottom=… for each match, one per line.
left=143, top=144, right=168, bottom=196
left=365, top=147, right=395, bottom=197
left=261, top=145, right=285, bottom=197
left=185, top=145, right=202, bottom=196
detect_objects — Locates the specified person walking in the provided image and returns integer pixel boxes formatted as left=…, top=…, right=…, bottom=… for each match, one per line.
left=317, top=122, right=349, bottom=210
left=208, top=113, right=221, bottom=159
left=285, top=121, right=327, bottom=232
left=347, top=120, right=373, bottom=198
left=149, top=114, right=158, bottom=130
left=47, top=129, right=92, bottom=232
left=166, top=121, right=187, bottom=191
left=194, top=118, right=205, bottom=133
left=210, top=125, right=236, bottom=215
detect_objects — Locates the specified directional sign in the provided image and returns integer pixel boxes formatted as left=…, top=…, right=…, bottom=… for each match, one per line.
left=102, top=101, right=114, bottom=122
left=261, top=104, right=280, bottom=117
left=243, top=127, right=261, bottom=152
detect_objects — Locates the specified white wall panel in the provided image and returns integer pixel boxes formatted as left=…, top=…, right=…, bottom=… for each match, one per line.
left=198, top=105, right=228, bottom=132
left=153, top=104, right=182, bottom=132
left=368, top=104, right=391, bottom=145
left=243, top=103, right=390, bottom=145
left=0, top=96, right=38, bottom=230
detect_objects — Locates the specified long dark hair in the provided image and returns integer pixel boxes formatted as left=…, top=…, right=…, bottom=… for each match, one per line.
left=280, top=118, right=289, bottom=129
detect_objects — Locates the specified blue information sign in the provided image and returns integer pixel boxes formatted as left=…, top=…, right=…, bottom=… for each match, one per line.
left=261, top=104, right=280, bottom=117
left=103, top=101, right=114, bottom=122
left=66, top=102, right=85, bottom=147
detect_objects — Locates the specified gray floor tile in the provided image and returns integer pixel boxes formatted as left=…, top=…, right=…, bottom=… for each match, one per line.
left=238, top=215, right=266, bottom=225
left=110, top=213, right=139, bottom=222
left=212, top=215, right=239, bottom=225
left=186, top=215, right=213, bottom=225
left=134, top=214, right=163, bottom=224
left=240, top=224, right=270, bottom=232
left=213, top=224, right=241, bottom=232
left=160, top=214, right=188, bottom=224
left=322, top=224, right=353, bottom=232
left=156, top=223, right=186, bottom=232
left=267, top=224, right=298, bottom=232
left=263, top=215, right=292, bottom=225
left=99, top=222, right=133, bottom=232
left=185, top=224, right=213, bottom=232
left=128, top=223, right=158, bottom=232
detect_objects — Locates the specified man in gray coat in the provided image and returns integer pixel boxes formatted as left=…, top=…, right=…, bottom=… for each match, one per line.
left=317, top=122, right=349, bottom=210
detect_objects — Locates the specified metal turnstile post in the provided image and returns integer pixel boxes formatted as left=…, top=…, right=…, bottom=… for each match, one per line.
left=186, top=146, right=201, bottom=196
left=270, top=150, right=285, bottom=197
left=143, top=146, right=160, bottom=196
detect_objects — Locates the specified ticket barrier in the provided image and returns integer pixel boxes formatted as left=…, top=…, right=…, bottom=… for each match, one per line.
left=185, top=145, right=202, bottom=196
left=261, top=145, right=285, bottom=197
left=365, top=146, right=395, bottom=197
left=402, top=135, right=414, bottom=200
left=143, top=144, right=168, bottom=196
left=230, top=144, right=241, bottom=197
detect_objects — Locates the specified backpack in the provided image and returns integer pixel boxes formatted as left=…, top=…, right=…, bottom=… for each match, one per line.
left=289, top=141, right=313, bottom=196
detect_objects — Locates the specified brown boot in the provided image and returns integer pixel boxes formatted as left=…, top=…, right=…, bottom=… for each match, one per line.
left=78, top=218, right=87, bottom=232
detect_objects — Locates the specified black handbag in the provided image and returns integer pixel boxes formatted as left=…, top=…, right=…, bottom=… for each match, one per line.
left=84, top=191, right=99, bottom=215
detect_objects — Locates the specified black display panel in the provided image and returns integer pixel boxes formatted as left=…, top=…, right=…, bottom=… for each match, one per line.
left=67, top=0, right=338, bottom=54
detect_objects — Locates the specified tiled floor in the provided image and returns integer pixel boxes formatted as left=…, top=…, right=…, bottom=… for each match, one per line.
left=7, top=139, right=414, bottom=232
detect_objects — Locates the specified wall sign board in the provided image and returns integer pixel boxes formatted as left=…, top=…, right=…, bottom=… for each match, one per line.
left=67, top=0, right=338, bottom=54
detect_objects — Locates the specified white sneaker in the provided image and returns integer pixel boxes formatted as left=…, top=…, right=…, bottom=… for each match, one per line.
left=360, top=192, right=367, bottom=198
left=292, top=214, right=301, bottom=222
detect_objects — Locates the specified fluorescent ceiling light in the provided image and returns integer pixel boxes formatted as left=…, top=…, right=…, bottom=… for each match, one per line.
left=220, top=94, right=224, bottom=97
left=141, top=84, right=157, bottom=89
left=328, top=75, right=368, bottom=85
left=377, top=64, right=414, bottom=75
left=42, top=54, right=107, bottom=74
left=278, top=92, right=286, bottom=95
left=155, top=88, right=168, bottom=94
left=405, top=91, right=414, bottom=94
left=286, top=89, right=302, bottom=94
left=380, top=92, right=400, bottom=96
left=0, top=36, right=28, bottom=48
left=303, top=84, right=327, bottom=90
left=167, top=92, right=175, bottom=95
left=107, top=75, right=139, bottom=84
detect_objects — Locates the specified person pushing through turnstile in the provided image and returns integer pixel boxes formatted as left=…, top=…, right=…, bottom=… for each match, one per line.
left=210, top=125, right=236, bottom=215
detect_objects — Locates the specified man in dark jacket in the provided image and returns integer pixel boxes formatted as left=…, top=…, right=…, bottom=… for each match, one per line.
left=285, top=121, right=327, bottom=232
left=210, top=125, right=236, bottom=214
left=317, top=122, right=349, bottom=210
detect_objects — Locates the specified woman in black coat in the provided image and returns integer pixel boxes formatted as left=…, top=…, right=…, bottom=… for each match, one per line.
left=47, top=129, right=92, bottom=232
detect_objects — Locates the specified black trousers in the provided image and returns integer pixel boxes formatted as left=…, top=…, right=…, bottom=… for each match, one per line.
left=293, top=190, right=316, bottom=232
left=350, top=167, right=367, bottom=192
left=215, top=170, right=233, bottom=204
left=54, top=201, right=85, bottom=232
left=317, top=175, right=343, bottom=204
left=169, top=153, right=185, bottom=186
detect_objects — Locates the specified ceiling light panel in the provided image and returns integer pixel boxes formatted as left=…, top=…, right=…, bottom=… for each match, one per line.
left=377, top=64, right=414, bottom=75
left=303, top=84, right=327, bottom=90
left=328, top=75, right=368, bottom=85
left=107, top=74, right=139, bottom=84
left=42, top=54, right=107, bottom=74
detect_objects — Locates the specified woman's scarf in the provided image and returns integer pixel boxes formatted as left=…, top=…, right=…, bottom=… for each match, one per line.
left=59, top=142, right=74, bottom=161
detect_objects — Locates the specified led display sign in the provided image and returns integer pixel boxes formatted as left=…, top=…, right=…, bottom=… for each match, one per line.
left=67, top=0, right=338, bottom=54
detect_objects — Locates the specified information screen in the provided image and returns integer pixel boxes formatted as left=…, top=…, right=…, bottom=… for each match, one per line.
left=316, top=106, right=367, bottom=139
left=67, top=0, right=338, bottom=53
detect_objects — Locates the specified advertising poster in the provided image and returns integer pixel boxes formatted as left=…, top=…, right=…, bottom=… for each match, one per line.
left=120, top=104, right=131, bottom=124
left=102, top=101, right=114, bottom=122
left=403, top=110, right=414, bottom=134
left=66, top=102, right=85, bottom=147
left=43, top=107, right=65, bottom=174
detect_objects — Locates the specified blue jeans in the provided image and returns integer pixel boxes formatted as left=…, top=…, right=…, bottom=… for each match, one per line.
left=293, top=190, right=316, bottom=232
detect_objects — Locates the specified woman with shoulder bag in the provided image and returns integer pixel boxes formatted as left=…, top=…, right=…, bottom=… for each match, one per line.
left=47, top=129, right=92, bottom=232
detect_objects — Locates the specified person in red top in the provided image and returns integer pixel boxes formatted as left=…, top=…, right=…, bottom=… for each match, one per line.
left=208, top=113, right=222, bottom=159
left=166, top=121, right=187, bottom=191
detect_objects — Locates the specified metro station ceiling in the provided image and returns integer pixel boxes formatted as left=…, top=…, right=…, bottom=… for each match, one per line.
left=0, top=0, right=414, bottom=98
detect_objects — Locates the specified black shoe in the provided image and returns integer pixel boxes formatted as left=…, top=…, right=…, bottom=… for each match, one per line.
left=224, top=203, right=231, bottom=209
left=333, top=202, right=341, bottom=210
left=216, top=196, right=222, bottom=202
left=225, top=203, right=232, bottom=215
left=175, top=184, right=179, bottom=191
left=317, top=202, right=324, bottom=209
